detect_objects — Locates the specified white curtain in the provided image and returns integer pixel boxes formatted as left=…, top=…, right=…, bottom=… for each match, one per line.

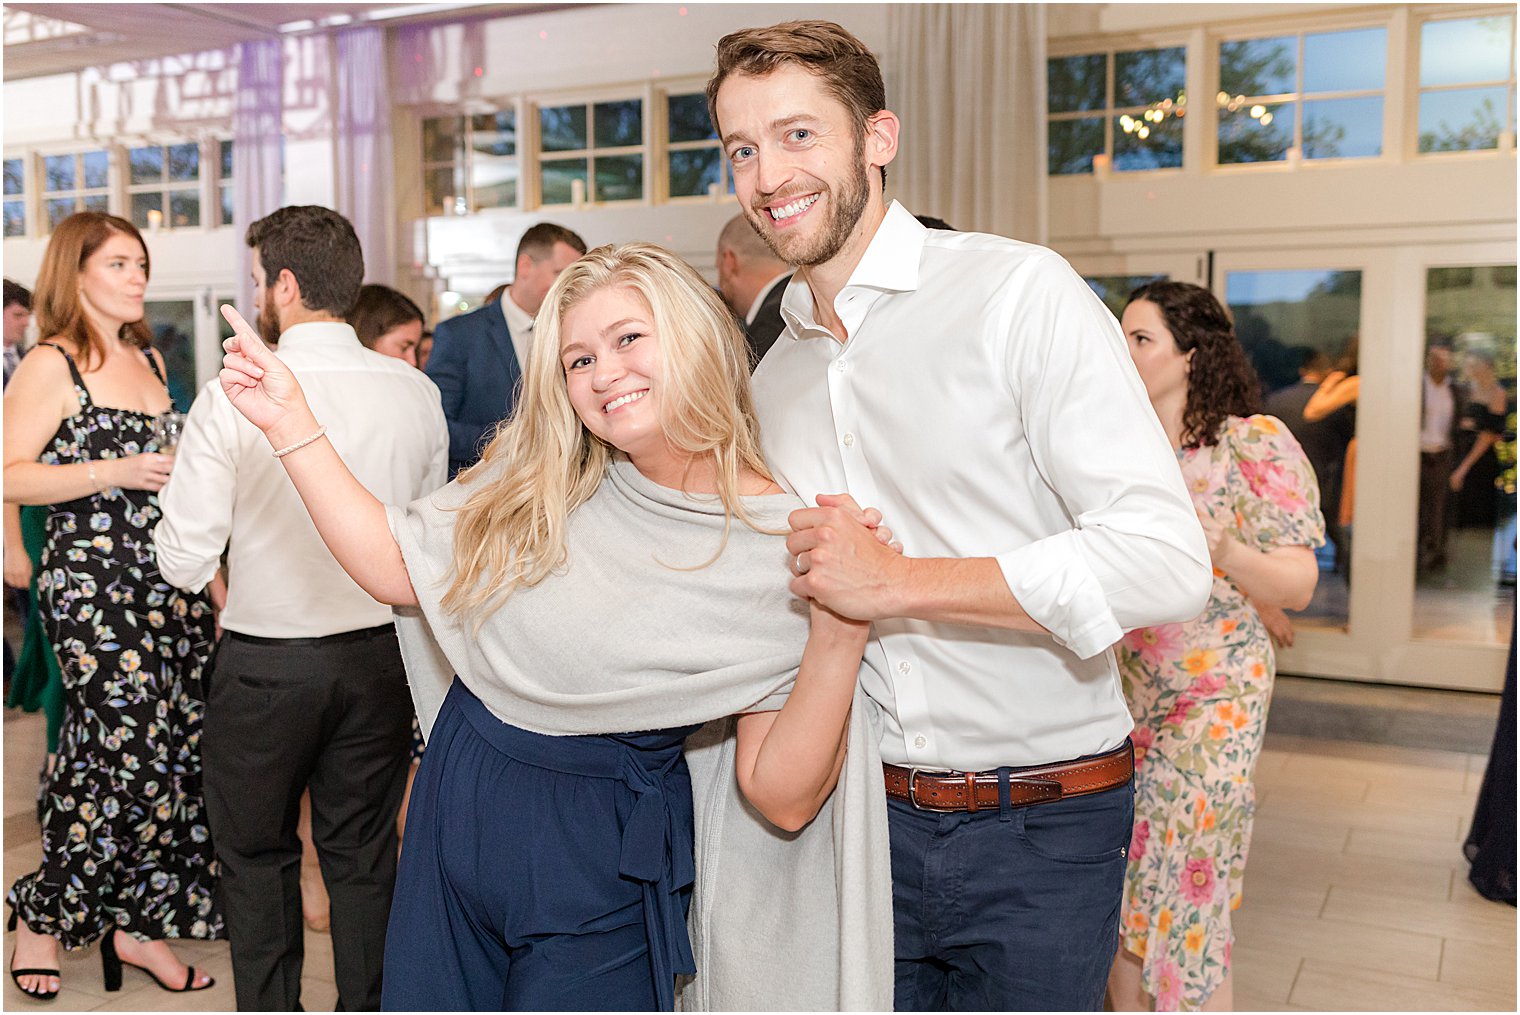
left=335, top=26, right=396, bottom=286
left=232, top=39, right=285, bottom=320
left=886, top=4, right=1047, bottom=244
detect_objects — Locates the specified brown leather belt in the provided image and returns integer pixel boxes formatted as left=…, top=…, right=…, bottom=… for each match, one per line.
left=883, top=740, right=1133, bottom=813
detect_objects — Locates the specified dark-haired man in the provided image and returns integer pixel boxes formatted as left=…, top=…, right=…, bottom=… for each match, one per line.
left=427, top=221, right=586, bottom=476
left=716, top=213, right=792, bottom=367
left=710, top=22, right=1211, bottom=1011
left=156, top=205, right=447, bottom=1011
left=4, top=277, right=31, bottom=387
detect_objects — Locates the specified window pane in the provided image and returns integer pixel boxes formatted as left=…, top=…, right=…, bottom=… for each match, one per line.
left=3, top=158, right=22, bottom=196
left=594, top=100, right=642, bottom=148
left=1114, top=111, right=1182, bottom=170
left=1303, top=96, right=1383, bottom=159
left=80, top=194, right=107, bottom=214
left=1048, top=117, right=1104, bottom=174
left=1115, top=47, right=1185, bottom=108
left=540, top=105, right=588, bottom=152
left=130, top=146, right=163, bottom=185
left=1220, top=36, right=1296, bottom=97
left=169, top=190, right=200, bottom=227
left=1419, top=87, right=1508, bottom=152
left=4, top=200, right=24, bottom=237
left=1304, top=28, right=1386, bottom=93
left=46, top=198, right=75, bottom=229
left=1421, top=16, right=1515, bottom=87
left=1047, top=54, right=1106, bottom=113
left=1417, top=264, right=1517, bottom=639
left=668, top=93, right=716, bottom=142
left=221, top=139, right=234, bottom=179
left=81, top=150, right=108, bottom=190
left=131, top=191, right=163, bottom=229
left=471, top=111, right=516, bottom=157
left=221, top=185, right=233, bottom=226
left=1218, top=102, right=1295, bottom=164
left=43, top=155, right=74, bottom=193
left=425, top=165, right=463, bottom=215
left=669, top=149, right=721, bottom=197
left=471, top=155, right=518, bottom=209
left=168, top=143, right=199, bottom=182
left=422, top=116, right=462, bottom=163
left=1082, top=273, right=1166, bottom=320
left=539, top=158, right=587, bottom=204
left=1229, top=269, right=1363, bottom=630
left=593, top=154, right=642, bottom=202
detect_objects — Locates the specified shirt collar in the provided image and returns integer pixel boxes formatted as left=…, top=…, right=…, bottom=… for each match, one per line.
left=276, top=320, right=362, bottom=349
left=779, top=200, right=925, bottom=338
left=500, top=290, right=535, bottom=336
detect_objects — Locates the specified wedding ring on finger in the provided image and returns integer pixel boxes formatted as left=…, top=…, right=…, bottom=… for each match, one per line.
left=794, top=552, right=810, bottom=576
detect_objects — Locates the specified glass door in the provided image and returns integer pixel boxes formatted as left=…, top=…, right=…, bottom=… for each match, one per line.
left=1214, top=244, right=1510, bottom=692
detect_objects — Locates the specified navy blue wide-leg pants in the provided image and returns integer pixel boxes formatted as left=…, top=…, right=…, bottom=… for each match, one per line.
left=381, top=680, right=698, bottom=1012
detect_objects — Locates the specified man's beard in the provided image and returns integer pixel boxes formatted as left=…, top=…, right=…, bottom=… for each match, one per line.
left=257, top=307, right=281, bottom=349
left=746, top=138, right=871, bottom=269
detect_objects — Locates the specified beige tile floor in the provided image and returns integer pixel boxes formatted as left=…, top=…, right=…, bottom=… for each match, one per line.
left=3, top=708, right=1515, bottom=1011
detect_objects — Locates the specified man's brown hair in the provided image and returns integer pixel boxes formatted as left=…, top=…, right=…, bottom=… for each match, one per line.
left=706, top=21, right=888, bottom=185
left=515, top=222, right=587, bottom=264
left=246, top=205, right=364, bottom=317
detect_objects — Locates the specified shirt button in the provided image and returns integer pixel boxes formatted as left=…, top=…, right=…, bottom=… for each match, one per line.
left=913, top=734, right=927, bottom=749
left=842, top=433, right=855, bottom=447
left=898, top=661, right=912, bottom=675
left=833, top=360, right=846, bottom=372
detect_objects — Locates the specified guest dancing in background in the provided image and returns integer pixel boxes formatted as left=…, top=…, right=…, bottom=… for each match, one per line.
left=1109, top=282, right=1324, bottom=1012
left=2, top=212, right=221, bottom=1001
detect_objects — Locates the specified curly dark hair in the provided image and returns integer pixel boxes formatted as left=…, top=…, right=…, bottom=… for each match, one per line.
left=1126, top=281, right=1261, bottom=450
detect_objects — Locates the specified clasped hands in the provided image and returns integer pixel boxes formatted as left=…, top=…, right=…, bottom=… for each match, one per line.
left=787, top=493, right=906, bottom=621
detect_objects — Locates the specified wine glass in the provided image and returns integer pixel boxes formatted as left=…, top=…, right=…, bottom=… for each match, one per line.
left=152, top=410, right=186, bottom=453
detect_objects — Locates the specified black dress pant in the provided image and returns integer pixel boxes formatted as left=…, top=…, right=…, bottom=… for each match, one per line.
left=203, top=626, right=414, bottom=1011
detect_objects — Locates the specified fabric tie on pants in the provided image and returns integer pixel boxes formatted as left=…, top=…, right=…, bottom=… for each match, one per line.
left=458, top=700, right=698, bottom=1010
left=616, top=751, right=697, bottom=1011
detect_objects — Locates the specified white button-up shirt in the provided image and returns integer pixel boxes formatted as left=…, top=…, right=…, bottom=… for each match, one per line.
left=155, top=321, right=449, bottom=638
left=752, top=202, right=1211, bottom=770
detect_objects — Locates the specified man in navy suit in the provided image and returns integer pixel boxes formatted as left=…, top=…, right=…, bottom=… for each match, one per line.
left=427, top=222, right=587, bottom=476
left=716, top=214, right=792, bottom=370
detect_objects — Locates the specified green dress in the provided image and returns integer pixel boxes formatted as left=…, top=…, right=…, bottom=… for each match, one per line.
left=6, top=504, right=64, bottom=753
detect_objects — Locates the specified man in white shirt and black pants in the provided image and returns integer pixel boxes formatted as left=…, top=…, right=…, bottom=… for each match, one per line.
left=709, top=23, right=1212, bottom=1011
left=156, top=206, right=447, bottom=1011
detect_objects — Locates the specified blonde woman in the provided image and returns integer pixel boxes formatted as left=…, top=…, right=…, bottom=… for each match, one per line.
left=214, top=243, right=894, bottom=1011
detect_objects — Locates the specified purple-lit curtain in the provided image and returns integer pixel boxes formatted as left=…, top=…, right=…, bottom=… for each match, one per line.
left=335, top=26, right=395, bottom=286
left=233, top=39, right=285, bottom=321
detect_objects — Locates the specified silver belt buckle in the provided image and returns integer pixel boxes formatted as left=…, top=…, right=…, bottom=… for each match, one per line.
left=905, top=767, right=956, bottom=811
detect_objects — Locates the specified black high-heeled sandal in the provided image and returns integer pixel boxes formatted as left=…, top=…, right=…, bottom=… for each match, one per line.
left=100, top=927, right=213, bottom=993
left=7, top=910, right=61, bottom=1001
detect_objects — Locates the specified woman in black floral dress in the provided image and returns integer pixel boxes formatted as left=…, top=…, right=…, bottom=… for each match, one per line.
left=3, top=212, right=222, bottom=1000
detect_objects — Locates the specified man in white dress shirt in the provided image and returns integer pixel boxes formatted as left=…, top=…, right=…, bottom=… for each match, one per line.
left=155, top=206, right=447, bottom=1012
left=709, top=23, right=1212, bottom=1011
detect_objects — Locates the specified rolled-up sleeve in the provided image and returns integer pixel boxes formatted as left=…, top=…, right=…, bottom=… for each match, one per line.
left=154, top=383, right=239, bottom=593
left=994, top=254, right=1211, bottom=659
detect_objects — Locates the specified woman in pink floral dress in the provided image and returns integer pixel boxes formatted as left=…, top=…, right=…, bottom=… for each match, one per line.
left=1107, top=282, right=1325, bottom=1012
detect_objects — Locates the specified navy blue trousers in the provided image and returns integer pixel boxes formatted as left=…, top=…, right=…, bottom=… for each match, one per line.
left=381, top=681, right=699, bottom=1012
left=889, top=767, right=1134, bottom=1011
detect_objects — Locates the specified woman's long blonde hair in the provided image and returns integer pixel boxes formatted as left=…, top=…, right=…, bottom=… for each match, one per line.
left=441, top=242, right=774, bottom=619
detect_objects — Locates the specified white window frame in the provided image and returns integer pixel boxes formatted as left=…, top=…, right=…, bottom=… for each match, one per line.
left=1411, top=6, right=1518, bottom=160
left=527, top=86, right=650, bottom=209
left=1045, top=38, right=1191, bottom=177
left=38, top=147, right=111, bottom=232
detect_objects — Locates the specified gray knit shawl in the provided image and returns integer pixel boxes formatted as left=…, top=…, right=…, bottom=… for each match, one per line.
left=385, top=455, right=893, bottom=1010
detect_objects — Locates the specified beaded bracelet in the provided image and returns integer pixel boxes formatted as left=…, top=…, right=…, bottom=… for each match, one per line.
left=86, top=461, right=100, bottom=492
left=271, top=425, right=329, bottom=459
